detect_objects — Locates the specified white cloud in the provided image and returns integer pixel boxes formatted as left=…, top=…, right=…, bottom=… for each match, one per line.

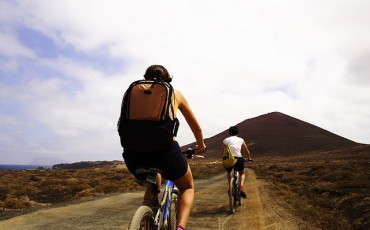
left=1, top=0, right=370, bottom=164
left=0, top=32, right=36, bottom=58
left=0, top=59, right=18, bottom=72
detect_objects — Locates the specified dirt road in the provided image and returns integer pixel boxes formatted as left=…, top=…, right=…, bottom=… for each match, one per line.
left=0, top=169, right=314, bottom=229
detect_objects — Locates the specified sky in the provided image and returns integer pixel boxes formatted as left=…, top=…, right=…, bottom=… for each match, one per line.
left=1, top=0, right=370, bottom=165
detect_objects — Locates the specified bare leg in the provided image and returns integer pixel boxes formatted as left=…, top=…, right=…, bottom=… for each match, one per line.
left=239, top=170, right=245, bottom=188
left=143, top=183, right=154, bottom=205
left=155, top=173, right=161, bottom=190
left=143, top=173, right=161, bottom=205
left=227, top=171, right=232, bottom=184
left=173, top=165, right=194, bottom=228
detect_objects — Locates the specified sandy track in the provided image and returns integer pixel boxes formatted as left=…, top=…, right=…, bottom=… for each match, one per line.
left=0, top=169, right=313, bottom=230
left=188, top=170, right=311, bottom=230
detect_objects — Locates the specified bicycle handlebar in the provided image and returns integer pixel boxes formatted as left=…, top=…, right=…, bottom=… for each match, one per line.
left=244, top=158, right=254, bottom=163
left=182, top=147, right=206, bottom=159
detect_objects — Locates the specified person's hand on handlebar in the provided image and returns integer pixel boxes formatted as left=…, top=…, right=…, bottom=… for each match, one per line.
left=182, top=146, right=205, bottom=159
left=195, top=145, right=207, bottom=155
left=244, top=158, right=253, bottom=163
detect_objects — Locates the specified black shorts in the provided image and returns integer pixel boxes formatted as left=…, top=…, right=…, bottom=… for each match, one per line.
left=122, top=141, right=188, bottom=181
left=226, top=157, right=245, bottom=172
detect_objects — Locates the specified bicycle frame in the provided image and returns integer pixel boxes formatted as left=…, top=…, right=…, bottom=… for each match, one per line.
left=129, top=170, right=178, bottom=230
left=154, top=179, right=176, bottom=228
left=234, top=170, right=242, bottom=204
left=228, top=168, right=242, bottom=214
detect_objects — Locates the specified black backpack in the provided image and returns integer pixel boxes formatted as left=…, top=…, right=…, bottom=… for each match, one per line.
left=117, top=79, right=180, bottom=152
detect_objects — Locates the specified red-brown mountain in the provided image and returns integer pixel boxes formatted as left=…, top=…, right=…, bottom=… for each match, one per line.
left=183, top=112, right=360, bottom=157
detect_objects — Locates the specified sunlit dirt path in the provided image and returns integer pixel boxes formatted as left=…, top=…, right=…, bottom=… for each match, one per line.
left=0, top=169, right=313, bottom=230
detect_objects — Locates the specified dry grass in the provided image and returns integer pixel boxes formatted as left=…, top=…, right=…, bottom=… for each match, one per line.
left=250, top=145, right=370, bottom=229
left=1, top=146, right=368, bottom=229
left=0, top=167, right=138, bottom=220
left=0, top=159, right=223, bottom=220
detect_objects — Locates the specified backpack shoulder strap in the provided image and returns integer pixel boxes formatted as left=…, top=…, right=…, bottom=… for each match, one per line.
left=162, top=81, right=175, bottom=120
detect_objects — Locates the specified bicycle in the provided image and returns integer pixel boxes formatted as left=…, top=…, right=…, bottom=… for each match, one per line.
left=228, top=159, right=253, bottom=214
left=128, top=150, right=204, bottom=230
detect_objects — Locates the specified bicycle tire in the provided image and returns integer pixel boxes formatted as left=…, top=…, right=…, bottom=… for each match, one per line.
left=234, top=183, right=243, bottom=207
left=228, top=178, right=236, bottom=214
left=233, top=182, right=238, bottom=208
left=168, top=193, right=178, bottom=230
left=238, top=193, right=242, bottom=206
left=129, top=206, right=155, bottom=230
left=238, top=186, right=243, bottom=206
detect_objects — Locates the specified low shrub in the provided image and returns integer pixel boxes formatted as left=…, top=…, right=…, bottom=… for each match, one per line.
left=0, top=159, right=222, bottom=220
left=250, top=147, right=370, bottom=229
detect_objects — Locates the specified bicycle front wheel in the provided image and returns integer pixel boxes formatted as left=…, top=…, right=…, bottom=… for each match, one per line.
left=228, top=178, right=236, bottom=214
left=168, top=193, right=178, bottom=230
left=129, top=206, right=155, bottom=230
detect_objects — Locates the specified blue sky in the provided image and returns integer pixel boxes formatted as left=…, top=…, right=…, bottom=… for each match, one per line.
left=1, top=0, right=370, bottom=164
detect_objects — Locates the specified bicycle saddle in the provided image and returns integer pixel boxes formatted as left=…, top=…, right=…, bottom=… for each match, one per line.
left=135, top=168, right=162, bottom=176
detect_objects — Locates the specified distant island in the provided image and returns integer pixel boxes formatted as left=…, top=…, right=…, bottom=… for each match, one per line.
left=52, top=160, right=124, bottom=170
left=0, top=164, right=52, bottom=170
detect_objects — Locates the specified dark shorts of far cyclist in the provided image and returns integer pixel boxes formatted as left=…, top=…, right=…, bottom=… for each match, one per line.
left=226, top=157, right=244, bottom=172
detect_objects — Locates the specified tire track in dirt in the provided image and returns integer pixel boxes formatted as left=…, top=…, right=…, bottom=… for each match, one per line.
left=188, top=169, right=266, bottom=230
left=0, top=169, right=311, bottom=230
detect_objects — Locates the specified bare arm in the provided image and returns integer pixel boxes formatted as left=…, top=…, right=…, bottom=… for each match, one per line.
left=242, top=141, right=252, bottom=161
left=221, top=144, right=226, bottom=157
left=176, top=90, right=206, bottom=154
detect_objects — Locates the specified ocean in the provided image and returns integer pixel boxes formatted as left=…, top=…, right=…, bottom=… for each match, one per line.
left=0, top=164, right=52, bottom=170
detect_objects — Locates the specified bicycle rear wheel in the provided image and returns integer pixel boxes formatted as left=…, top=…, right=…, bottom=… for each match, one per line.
left=238, top=187, right=243, bottom=206
left=234, top=184, right=243, bottom=208
left=129, top=206, right=155, bottom=230
left=238, top=193, right=242, bottom=206
left=228, top=178, right=236, bottom=214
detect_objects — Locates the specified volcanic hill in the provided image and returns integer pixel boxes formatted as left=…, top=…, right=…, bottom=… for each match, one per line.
left=183, top=112, right=360, bottom=158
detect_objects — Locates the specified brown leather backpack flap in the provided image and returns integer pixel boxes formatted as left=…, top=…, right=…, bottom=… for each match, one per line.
left=129, top=83, right=168, bottom=120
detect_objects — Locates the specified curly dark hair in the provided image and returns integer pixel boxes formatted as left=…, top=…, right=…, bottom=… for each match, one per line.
left=144, top=65, right=172, bottom=82
left=229, top=126, right=239, bottom=136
